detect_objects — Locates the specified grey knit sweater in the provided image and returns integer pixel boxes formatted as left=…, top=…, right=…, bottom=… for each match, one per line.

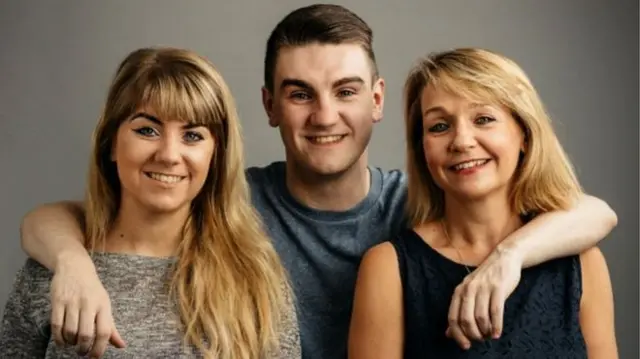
left=0, top=253, right=301, bottom=358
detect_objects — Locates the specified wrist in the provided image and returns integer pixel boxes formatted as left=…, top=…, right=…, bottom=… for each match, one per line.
left=54, top=250, right=94, bottom=274
left=495, top=240, right=525, bottom=269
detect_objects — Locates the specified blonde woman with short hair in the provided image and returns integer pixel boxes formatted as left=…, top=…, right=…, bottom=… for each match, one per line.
left=349, top=48, right=616, bottom=359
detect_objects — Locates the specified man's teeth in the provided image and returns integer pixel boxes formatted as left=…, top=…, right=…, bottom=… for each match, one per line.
left=453, top=159, right=488, bottom=171
left=308, top=135, right=344, bottom=144
left=148, top=172, right=183, bottom=183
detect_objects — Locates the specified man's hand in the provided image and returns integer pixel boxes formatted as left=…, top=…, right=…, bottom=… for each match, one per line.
left=445, top=245, right=523, bottom=350
left=51, top=255, right=126, bottom=358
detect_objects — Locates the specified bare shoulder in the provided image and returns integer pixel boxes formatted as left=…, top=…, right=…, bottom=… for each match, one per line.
left=350, top=241, right=404, bottom=359
left=354, top=242, right=402, bottom=301
left=360, top=242, right=399, bottom=275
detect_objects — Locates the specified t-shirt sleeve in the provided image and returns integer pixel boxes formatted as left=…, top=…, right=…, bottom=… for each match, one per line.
left=0, top=258, right=52, bottom=357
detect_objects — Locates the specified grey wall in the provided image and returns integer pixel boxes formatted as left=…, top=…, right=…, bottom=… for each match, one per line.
left=1, top=0, right=637, bottom=357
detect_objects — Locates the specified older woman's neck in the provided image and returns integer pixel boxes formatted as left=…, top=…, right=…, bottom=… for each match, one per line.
left=443, top=193, right=523, bottom=251
left=106, top=201, right=189, bottom=257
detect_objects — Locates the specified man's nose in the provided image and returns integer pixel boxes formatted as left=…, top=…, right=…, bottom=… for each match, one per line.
left=309, top=97, right=340, bottom=127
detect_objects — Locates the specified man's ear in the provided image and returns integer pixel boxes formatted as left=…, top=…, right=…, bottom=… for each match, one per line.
left=262, top=87, right=279, bottom=128
left=372, top=77, right=385, bottom=123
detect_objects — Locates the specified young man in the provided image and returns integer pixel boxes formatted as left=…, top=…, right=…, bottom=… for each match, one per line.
left=17, top=4, right=617, bottom=359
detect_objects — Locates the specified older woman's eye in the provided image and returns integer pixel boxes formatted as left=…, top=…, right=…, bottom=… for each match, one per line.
left=428, top=123, right=449, bottom=133
left=475, top=116, right=495, bottom=125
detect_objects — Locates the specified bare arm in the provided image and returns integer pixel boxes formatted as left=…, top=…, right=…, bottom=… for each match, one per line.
left=445, top=194, right=618, bottom=347
left=579, top=247, right=618, bottom=358
left=499, top=194, right=617, bottom=268
left=348, top=242, right=403, bottom=359
left=19, top=200, right=125, bottom=356
left=20, top=200, right=89, bottom=271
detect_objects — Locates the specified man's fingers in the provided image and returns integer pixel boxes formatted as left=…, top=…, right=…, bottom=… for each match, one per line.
left=62, top=304, right=80, bottom=345
left=448, top=286, right=471, bottom=350
left=109, top=327, right=126, bottom=348
left=448, top=286, right=463, bottom=329
left=50, top=304, right=65, bottom=346
left=448, top=324, right=471, bottom=350
left=104, top=306, right=126, bottom=349
left=489, top=287, right=505, bottom=339
left=474, top=288, right=492, bottom=338
left=75, top=308, right=97, bottom=355
left=89, top=310, right=113, bottom=358
left=459, top=285, right=483, bottom=341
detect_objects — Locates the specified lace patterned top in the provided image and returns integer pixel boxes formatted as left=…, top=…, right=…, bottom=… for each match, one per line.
left=0, top=254, right=301, bottom=359
left=391, top=229, right=587, bottom=359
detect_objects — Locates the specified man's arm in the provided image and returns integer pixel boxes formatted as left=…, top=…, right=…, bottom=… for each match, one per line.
left=20, top=200, right=88, bottom=270
left=19, top=200, right=126, bottom=357
left=445, top=194, right=618, bottom=347
left=500, top=194, right=618, bottom=268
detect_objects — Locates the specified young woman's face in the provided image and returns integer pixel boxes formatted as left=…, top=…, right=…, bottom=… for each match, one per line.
left=111, top=108, right=215, bottom=213
left=420, top=84, right=525, bottom=201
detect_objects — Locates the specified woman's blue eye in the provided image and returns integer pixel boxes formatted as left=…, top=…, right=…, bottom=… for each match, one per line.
left=428, top=123, right=449, bottom=133
left=476, top=116, right=495, bottom=125
left=184, top=131, right=204, bottom=142
left=134, top=127, right=157, bottom=136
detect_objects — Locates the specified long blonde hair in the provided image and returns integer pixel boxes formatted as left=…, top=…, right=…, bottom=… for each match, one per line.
left=84, top=47, right=290, bottom=359
left=403, top=48, right=583, bottom=226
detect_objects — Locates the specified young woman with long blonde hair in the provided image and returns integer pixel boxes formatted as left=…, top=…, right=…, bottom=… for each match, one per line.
left=0, top=47, right=300, bottom=359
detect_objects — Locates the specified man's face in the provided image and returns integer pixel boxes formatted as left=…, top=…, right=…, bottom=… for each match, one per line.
left=262, top=43, right=385, bottom=177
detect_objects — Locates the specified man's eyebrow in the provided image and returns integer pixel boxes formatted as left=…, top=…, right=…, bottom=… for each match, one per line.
left=280, top=78, right=312, bottom=91
left=279, top=76, right=365, bottom=91
left=332, top=76, right=364, bottom=88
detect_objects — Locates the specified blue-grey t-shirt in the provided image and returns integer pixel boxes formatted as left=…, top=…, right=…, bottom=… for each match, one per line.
left=246, top=161, right=408, bottom=359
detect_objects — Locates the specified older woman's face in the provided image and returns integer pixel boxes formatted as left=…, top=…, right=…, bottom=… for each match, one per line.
left=111, top=107, right=215, bottom=214
left=420, top=84, right=525, bottom=202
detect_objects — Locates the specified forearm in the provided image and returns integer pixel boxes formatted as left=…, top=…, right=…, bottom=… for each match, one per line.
left=500, top=194, right=617, bottom=268
left=20, top=200, right=90, bottom=271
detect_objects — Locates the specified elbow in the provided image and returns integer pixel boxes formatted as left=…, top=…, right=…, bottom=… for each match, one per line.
left=594, top=197, right=618, bottom=232
left=19, top=206, right=41, bottom=252
left=582, top=194, right=618, bottom=235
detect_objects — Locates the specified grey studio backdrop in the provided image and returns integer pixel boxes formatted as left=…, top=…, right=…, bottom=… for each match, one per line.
left=0, top=0, right=637, bottom=357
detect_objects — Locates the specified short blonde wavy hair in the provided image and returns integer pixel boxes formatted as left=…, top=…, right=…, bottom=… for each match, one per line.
left=403, top=48, right=583, bottom=226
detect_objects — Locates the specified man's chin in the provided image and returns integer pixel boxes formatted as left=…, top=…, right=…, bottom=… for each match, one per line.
left=302, top=160, right=355, bottom=178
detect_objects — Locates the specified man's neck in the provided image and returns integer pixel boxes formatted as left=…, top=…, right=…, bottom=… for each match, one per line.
left=105, top=197, right=189, bottom=257
left=285, top=156, right=371, bottom=212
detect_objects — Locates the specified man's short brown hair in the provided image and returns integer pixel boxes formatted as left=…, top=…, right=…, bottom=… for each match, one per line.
left=263, top=4, right=379, bottom=92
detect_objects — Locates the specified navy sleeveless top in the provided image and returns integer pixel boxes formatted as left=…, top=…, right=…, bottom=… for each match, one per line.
left=391, top=229, right=587, bottom=358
